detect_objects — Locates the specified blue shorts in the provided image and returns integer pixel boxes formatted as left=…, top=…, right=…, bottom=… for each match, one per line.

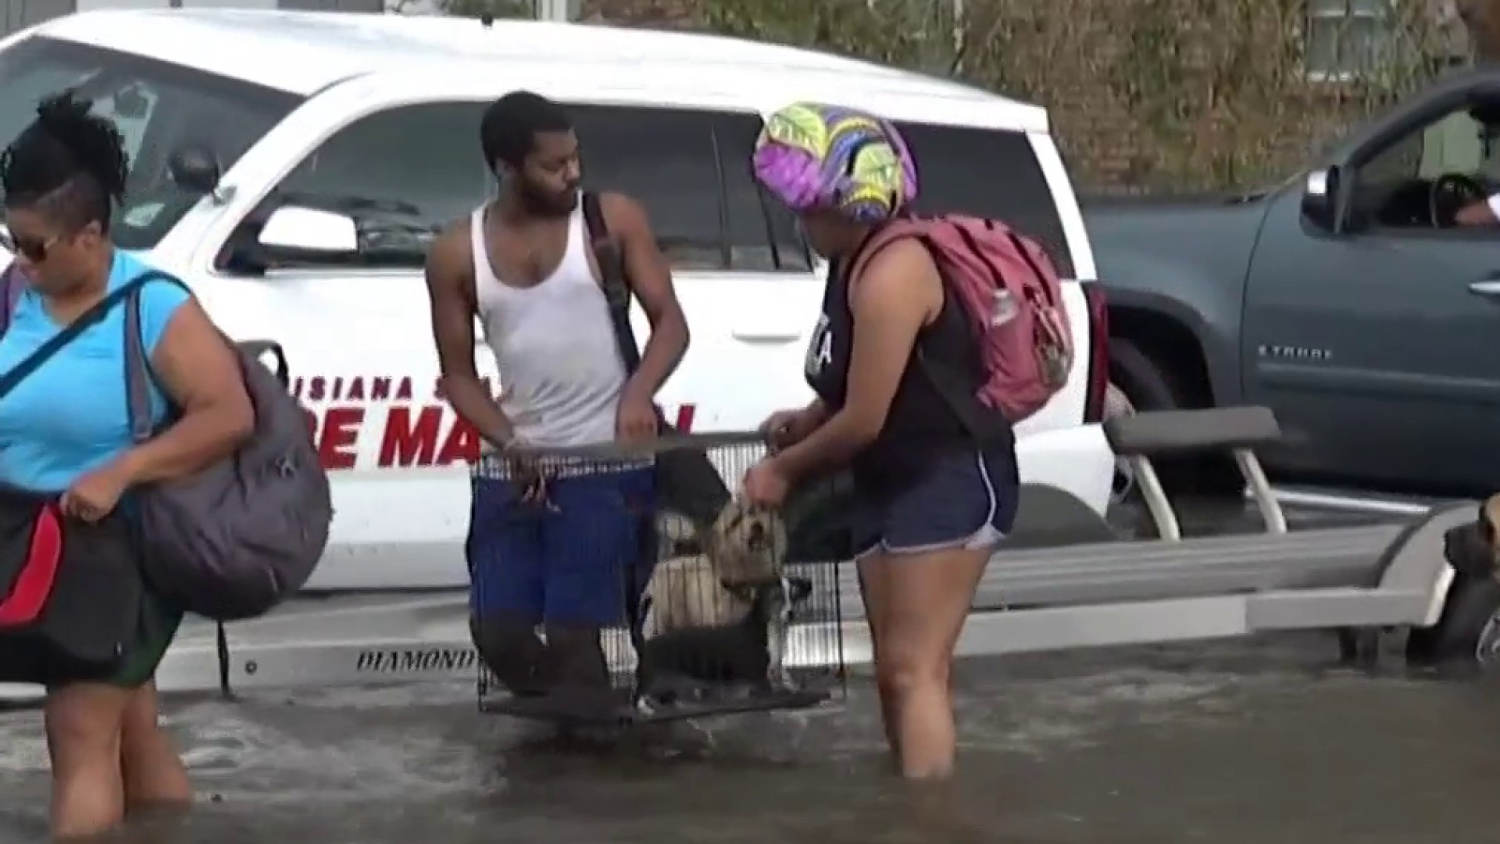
left=466, top=458, right=656, bottom=628
left=852, top=445, right=1019, bottom=559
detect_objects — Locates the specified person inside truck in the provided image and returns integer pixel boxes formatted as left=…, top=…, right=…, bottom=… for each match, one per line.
left=424, top=90, right=688, bottom=699
left=742, top=103, right=1020, bottom=781
left=1358, top=101, right=1500, bottom=229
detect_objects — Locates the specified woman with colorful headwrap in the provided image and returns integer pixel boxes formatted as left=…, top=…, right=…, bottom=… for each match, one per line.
left=742, top=103, right=1019, bottom=781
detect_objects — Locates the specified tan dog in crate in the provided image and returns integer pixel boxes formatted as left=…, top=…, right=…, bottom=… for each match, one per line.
left=639, top=502, right=789, bottom=639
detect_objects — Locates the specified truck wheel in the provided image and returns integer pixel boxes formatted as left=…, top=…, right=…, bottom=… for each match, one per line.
left=1405, top=573, right=1500, bottom=675
left=1107, top=338, right=1241, bottom=500
left=1107, top=339, right=1206, bottom=501
left=1108, top=339, right=1181, bottom=413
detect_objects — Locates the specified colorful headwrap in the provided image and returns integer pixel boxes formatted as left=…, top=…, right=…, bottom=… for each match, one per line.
left=752, top=102, right=918, bottom=223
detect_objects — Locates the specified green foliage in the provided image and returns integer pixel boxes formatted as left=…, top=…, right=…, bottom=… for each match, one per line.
left=684, top=0, right=1467, bottom=192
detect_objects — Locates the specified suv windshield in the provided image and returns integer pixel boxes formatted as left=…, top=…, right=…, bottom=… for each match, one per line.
left=0, top=36, right=301, bottom=250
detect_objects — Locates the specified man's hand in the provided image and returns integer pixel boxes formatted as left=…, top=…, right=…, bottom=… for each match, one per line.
left=60, top=458, right=134, bottom=523
left=616, top=385, right=660, bottom=444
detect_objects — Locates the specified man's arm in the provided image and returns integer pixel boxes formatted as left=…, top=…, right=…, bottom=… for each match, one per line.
left=425, top=222, right=514, bottom=448
left=599, top=192, right=690, bottom=402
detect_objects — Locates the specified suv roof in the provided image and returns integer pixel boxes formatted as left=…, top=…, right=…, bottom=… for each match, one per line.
left=27, top=9, right=1049, bottom=132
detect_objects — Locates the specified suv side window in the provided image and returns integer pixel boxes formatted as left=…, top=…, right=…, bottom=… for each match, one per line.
left=232, top=100, right=810, bottom=273
left=228, top=102, right=489, bottom=270
left=714, top=112, right=813, bottom=273
left=893, top=121, right=1076, bottom=278
left=570, top=104, right=724, bottom=270
left=1350, top=103, right=1500, bottom=230
left=571, top=103, right=811, bottom=273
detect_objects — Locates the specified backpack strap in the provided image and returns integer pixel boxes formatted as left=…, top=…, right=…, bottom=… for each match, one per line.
left=123, top=270, right=195, bottom=444
left=582, top=191, right=643, bottom=375
left=844, top=218, right=1006, bottom=437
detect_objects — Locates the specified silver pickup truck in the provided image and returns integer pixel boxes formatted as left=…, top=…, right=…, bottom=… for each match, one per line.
left=1084, top=68, right=1500, bottom=502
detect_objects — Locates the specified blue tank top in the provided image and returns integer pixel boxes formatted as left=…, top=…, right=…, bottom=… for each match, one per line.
left=0, top=251, right=189, bottom=493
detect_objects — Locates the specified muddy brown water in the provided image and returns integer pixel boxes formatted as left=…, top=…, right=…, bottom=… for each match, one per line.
left=3, top=632, right=1500, bottom=844
left=0, top=500, right=1482, bottom=843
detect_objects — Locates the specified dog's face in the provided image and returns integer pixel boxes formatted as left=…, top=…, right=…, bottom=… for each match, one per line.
left=1444, top=494, right=1500, bottom=580
left=655, top=508, right=703, bottom=559
left=707, top=500, right=788, bottom=585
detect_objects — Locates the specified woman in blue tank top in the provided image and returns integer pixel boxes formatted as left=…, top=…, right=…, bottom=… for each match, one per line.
left=743, top=103, right=1020, bottom=782
left=0, top=93, right=253, bottom=838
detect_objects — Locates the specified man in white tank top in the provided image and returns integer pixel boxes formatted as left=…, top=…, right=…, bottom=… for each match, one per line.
left=424, top=91, right=689, bottom=696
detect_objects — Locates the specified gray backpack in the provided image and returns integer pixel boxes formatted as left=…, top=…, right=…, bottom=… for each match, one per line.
left=122, top=271, right=332, bottom=621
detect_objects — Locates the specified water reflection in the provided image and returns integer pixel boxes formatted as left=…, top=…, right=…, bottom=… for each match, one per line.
left=6, top=634, right=1500, bottom=843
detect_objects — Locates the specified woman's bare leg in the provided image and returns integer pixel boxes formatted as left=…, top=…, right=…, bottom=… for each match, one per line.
left=120, top=679, right=190, bottom=812
left=857, top=553, right=899, bottom=759
left=45, top=683, right=132, bottom=839
left=876, top=545, right=990, bottom=780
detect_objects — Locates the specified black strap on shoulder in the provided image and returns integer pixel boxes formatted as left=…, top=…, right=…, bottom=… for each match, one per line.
left=0, top=271, right=158, bottom=402
left=122, top=270, right=193, bottom=444
left=582, top=191, right=643, bottom=375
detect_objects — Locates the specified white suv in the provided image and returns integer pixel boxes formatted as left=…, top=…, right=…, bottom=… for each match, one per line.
left=0, top=9, right=1117, bottom=593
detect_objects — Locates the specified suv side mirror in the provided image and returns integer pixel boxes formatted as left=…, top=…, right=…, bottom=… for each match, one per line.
left=169, top=145, right=224, bottom=200
left=258, top=205, right=358, bottom=255
left=1301, top=165, right=1342, bottom=233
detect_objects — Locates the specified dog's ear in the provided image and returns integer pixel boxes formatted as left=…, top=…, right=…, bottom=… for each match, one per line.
left=787, top=576, right=813, bottom=602
left=1482, top=495, right=1500, bottom=551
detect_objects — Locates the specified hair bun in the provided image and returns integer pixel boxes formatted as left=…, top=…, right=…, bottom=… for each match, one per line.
left=29, top=89, right=129, bottom=201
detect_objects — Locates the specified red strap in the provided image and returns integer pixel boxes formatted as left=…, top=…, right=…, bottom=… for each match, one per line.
left=0, top=503, right=62, bottom=627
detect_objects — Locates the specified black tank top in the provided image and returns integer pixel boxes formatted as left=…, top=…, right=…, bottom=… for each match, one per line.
left=803, top=233, right=1014, bottom=498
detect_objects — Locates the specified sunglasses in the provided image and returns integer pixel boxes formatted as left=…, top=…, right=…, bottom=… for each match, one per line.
left=2, top=230, right=60, bottom=264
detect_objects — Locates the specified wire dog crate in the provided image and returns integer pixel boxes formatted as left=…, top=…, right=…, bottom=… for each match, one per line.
left=474, top=432, right=848, bottom=726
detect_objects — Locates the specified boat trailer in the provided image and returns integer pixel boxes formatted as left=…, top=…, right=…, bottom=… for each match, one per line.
left=5, top=405, right=1486, bottom=704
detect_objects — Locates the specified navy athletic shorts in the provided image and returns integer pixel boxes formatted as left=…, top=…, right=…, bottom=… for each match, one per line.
left=466, top=455, right=656, bottom=628
left=851, top=444, right=1019, bottom=559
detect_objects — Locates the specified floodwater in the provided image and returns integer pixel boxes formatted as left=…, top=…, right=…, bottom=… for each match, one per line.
left=1, top=499, right=1488, bottom=843
left=4, top=632, right=1500, bottom=843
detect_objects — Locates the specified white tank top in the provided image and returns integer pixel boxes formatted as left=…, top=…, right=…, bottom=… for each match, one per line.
left=471, top=201, right=626, bottom=449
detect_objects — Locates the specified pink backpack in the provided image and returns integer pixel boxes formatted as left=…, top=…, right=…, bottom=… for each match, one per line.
left=849, top=214, right=1074, bottom=424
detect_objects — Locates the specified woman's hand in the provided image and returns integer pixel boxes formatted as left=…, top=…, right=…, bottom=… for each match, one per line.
left=742, top=458, right=791, bottom=508
left=759, top=408, right=816, bottom=453
left=60, top=458, right=135, bottom=522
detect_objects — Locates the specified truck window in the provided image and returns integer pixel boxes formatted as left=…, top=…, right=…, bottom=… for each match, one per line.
left=259, top=102, right=489, bottom=268
left=893, top=121, right=1075, bottom=278
left=1351, top=103, right=1500, bottom=230
left=0, top=36, right=299, bottom=250
left=570, top=104, right=725, bottom=271
left=712, top=111, right=813, bottom=273
left=571, top=104, right=808, bottom=273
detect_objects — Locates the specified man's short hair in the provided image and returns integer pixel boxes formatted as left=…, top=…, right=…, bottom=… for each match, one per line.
left=480, top=90, right=574, bottom=172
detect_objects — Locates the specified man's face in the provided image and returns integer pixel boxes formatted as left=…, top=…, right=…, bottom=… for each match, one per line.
left=514, top=129, right=582, bottom=215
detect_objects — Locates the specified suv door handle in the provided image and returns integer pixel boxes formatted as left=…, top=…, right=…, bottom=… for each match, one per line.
left=732, top=329, right=800, bottom=343
left=1470, top=280, right=1500, bottom=300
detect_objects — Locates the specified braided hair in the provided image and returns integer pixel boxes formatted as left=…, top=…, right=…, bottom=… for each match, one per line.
left=0, top=90, right=129, bottom=233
